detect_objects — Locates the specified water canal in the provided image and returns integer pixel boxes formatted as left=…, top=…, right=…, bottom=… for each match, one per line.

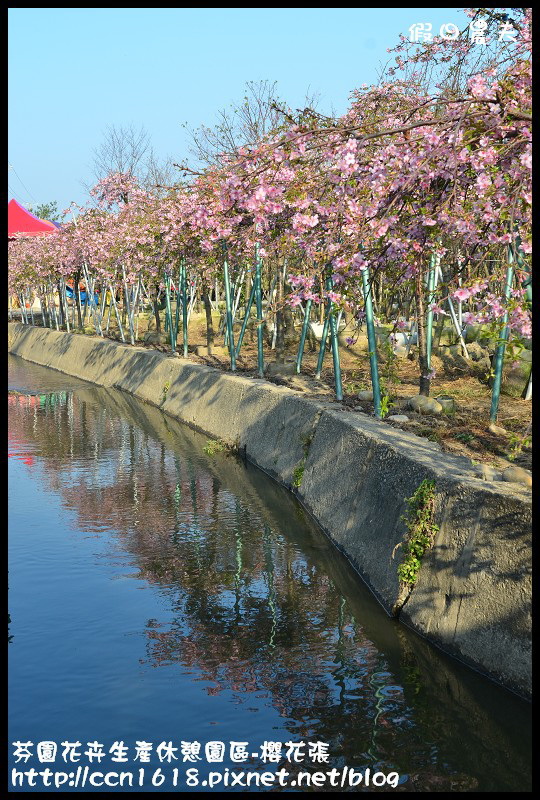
left=8, top=354, right=531, bottom=792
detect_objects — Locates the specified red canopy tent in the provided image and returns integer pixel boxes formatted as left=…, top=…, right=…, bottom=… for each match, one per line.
left=8, top=198, right=58, bottom=239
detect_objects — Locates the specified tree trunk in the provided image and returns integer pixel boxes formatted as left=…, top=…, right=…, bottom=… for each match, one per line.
left=202, top=281, right=215, bottom=349
left=244, top=272, right=254, bottom=342
left=415, top=266, right=431, bottom=396
left=153, top=283, right=161, bottom=333
left=283, top=306, right=295, bottom=344
left=433, top=308, right=445, bottom=351
left=121, top=287, right=127, bottom=328
left=275, top=262, right=285, bottom=362
left=403, top=290, right=411, bottom=321
left=57, top=281, right=65, bottom=327
left=245, top=271, right=251, bottom=312
left=375, top=273, right=382, bottom=313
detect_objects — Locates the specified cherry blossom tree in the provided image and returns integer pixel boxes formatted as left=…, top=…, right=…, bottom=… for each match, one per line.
left=9, top=8, right=531, bottom=403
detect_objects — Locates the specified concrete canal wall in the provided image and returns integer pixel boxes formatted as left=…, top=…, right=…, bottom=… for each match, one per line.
left=8, top=322, right=532, bottom=699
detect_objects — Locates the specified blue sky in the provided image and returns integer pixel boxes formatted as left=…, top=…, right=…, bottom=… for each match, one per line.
left=8, top=7, right=469, bottom=213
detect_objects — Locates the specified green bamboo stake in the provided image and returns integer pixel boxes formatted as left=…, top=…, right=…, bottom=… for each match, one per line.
left=362, top=267, right=382, bottom=418
left=255, top=242, right=264, bottom=377
left=489, top=246, right=514, bottom=423
left=222, top=242, right=236, bottom=371
left=181, top=259, right=188, bottom=358
left=296, top=299, right=313, bottom=374
left=174, top=266, right=181, bottom=344
left=426, top=253, right=438, bottom=370
left=326, top=273, right=343, bottom=401
left=315, top=299, right=331, bottom=380
left=329, top=316, right=343, bottom=400
left=121, top=267, right=135, bottom=345
left=163, top=279, right=169, bottom=335
left=235, top=279, right=256, bottom=358
left=164, top=273, right=176, bottom=352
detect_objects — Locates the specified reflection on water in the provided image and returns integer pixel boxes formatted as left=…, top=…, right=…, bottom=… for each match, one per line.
left=8, top=356, right=531, bottom=792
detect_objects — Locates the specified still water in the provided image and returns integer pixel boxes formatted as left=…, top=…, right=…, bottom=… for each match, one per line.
left=8, top=355, right=531, bottom=792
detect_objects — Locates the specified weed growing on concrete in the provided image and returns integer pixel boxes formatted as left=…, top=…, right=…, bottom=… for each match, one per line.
left=396, top=479, right=439, bottom=588
left=292, top=430, right=315, bottom=488
left=203, top=439, right=229, bottom=456
left=300, top=431, right=314, bottom=450
left=293, top=461, right=305, bottom=488
left=161, top=381, right=170, bottom=404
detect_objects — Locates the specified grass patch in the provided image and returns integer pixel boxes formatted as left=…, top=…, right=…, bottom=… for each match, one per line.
left=395, top=479, right=438, bottom=587
left=454, top=431, right=475, bottom=444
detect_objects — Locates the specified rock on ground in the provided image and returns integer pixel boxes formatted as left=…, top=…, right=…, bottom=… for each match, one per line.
left=264, top=361, right=297, bottom=377
left=407, top=395, right=443, bottom=415
left=473, top=463, right=502, bottom=482
left=501, top=465, right=532, bottom=489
